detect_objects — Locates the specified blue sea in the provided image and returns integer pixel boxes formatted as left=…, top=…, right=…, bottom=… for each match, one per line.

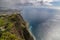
left=21, top=6, right=60, bottom=40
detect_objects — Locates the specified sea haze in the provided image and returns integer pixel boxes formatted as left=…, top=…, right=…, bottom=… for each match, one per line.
left=21, top=7, right=60, bottom=40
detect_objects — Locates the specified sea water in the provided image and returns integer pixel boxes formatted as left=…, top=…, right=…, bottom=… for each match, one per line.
left=21, top=6, right=60, bottom=40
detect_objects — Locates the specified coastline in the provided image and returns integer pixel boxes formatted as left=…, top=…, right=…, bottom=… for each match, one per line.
left=25, top=21, right=36, bottom=40
left=0, top=12, right=35, bottom=40
left=27, top=27, right=36, bottom=40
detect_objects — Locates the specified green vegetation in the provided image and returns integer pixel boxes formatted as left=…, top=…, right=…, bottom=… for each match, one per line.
left=0, top=32, right=20, bottom=40
left=0, top=14, right=24, bottom=40
left=0, top=12, right=34, bottom=40
left=0, top=18, right=6, bottom=27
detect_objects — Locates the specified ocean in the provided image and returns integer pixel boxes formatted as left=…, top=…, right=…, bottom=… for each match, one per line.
left=21, top=6, right=60, bottom=40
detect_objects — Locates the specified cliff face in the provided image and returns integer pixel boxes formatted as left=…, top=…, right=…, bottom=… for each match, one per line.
left=0, top=11, right=34, bottom=40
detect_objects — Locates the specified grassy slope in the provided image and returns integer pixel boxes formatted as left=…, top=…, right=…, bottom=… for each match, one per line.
left=0, top=12, right=34, bottom=40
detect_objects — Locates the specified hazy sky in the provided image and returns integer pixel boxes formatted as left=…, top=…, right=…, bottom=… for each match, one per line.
left=0, top=0, right=60, bottom=9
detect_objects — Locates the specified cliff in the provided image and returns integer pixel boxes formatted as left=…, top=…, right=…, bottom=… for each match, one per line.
left=0, top=10, right=34, bottom=40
